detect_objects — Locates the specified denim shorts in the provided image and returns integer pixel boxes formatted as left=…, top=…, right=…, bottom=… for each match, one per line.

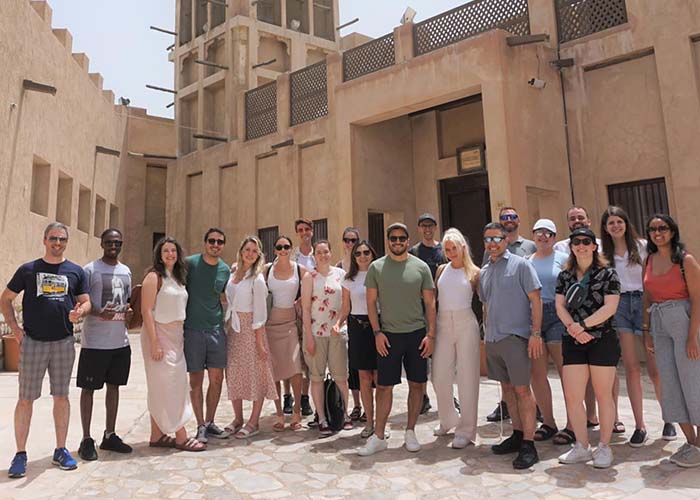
left=542, top=301, right=565, bottom=344
left=613, top=291, right=643, bottom=335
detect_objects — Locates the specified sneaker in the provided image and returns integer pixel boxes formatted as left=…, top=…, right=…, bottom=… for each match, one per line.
left=558, top=442, right=593, bottom=464
left=307, top=412, right=319, bottom=428
left=100, top=432, right=133, bottom=453
left=283, top=394, right=294, bottom=415
left=670, top=443, right=693, bottom=465
left=663, top=423, right=678, bottom=441
left=629, top=428, right=648, bottom=448
left=205, top=422, right=230, bottom=440
left=359, top=412, right=368, bottom=423
left=404, top=430, right=421, bottom=452
left=433, top=424, right=450, bottom=436
left=486, top=401, right=509, bottom=422
left=8, top=452, right=27, bottom=478
left=454, top=397, right=461, bottom=413
left=675, top=445, right=700, bottom=468
left=513, top=443, right=539, bottom=469
left=360, top=426, right=374, bottom=439
left=52, top=448, right=78, bottom=471
left=300, top=395, right=313, bottom=416
left=357, top=434, right=388, bottom=456
left=343, top=416, right=353, bottom=431
left=79, top=437, right=98, bottom=461
left=419, top=394, right=432, bottom=415
left=592, top=444, right=613, bottom=469
left=491, top=434, right=522, bottom=455
left=452, top=435, right=470, bottom=449
left=196, top=424, right=209, bottom=444
left=318, top=420, right=333, bottom=437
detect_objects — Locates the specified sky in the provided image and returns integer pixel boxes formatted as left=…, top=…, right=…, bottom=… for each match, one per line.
left=48, top=0, right=468, bottom=118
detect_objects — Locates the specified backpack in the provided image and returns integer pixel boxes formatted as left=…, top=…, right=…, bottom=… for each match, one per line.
left=324, top=374, right=346, bottom=432
left=127, top=274, right=163, bottom=330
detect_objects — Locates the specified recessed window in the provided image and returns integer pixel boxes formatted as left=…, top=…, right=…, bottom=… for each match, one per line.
left=608, top=178, right=669, bottom=232
left=94, top=195, right=106, bottom=237
left=78, top=185, right=91, bottom=233
left=30, top=157, right=50, bottom=217
left=56, top=172, right=73, bottom=225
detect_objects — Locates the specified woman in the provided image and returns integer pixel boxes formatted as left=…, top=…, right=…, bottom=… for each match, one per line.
left=141, top=236, right=205, bottom=451
left=225, top=236, right=277, bottom=438
left=431, top=228, right=481, bottom=449
left=601, top=206, right=673, bottom=445
left=527, top=220, right=570, bottom=444
left=556, top=228, right=621, bottom=469
left=643, top=214, right=700, bottom=468
left=335, top=227, right=363, bottom=422
left=302, top=240, right=350, bottom=436
left=335, top=240, right=378, bottom=438
left=265, top=235, right=306, bottom=431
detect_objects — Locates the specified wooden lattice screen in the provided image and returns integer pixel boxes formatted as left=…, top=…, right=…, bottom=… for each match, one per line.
left=556, top=0, right=628, bottom=43
left=290, top=60, right=328, bottom=126
left=245, top=82, right=277, bottom=140
left=342, top=33, right=396, bottom=82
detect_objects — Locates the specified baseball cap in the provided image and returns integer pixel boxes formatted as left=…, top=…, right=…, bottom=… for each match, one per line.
left=532, top=218, right=557, bottom=234
left=417, top=213, right=437, bottom=225
left=386, top=222, right=409, bottom=238
left=569, top=227, right=596, bottom=240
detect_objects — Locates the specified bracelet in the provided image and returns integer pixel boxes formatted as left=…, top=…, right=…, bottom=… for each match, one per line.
left=427, top=335, right=436, bottom=340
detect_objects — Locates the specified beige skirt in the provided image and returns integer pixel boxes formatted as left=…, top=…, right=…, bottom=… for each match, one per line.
left=266, top=307, right=303, bottom=381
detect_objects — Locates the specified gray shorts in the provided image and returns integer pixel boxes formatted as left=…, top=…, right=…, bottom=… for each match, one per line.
left=19, top=336, right=76, bottom=401
left=184, top=327, right=227, bottom=372
left=485, top=335, right=530, bottom=386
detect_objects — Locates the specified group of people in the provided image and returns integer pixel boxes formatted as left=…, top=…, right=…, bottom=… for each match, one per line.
left=2, top=202, right=699, bottom=478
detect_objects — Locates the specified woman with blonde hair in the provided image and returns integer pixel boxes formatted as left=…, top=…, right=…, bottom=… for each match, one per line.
left=432, top=228, right=481, bottom=449
left=225, top=236, right=277, bottom=438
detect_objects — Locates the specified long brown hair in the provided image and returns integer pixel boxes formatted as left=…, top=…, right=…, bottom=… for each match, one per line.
left=345, top=240, right=377, bottom=281
left=600, top=205, right=642, bottom=266
left=150, top=236, right=188, bottom=286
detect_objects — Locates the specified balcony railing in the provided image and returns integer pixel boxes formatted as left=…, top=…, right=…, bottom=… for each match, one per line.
left=245, top=82, right=277, bottom=140
left=555, top=0, right=628, bottom=43
left=342, top=33, right=396, bottom=82
left=291, top=60, right=328, bottom=126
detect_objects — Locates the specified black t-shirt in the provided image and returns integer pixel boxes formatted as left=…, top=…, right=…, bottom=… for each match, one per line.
left=409, top=242, right=447, bottom=279
left=7, top=259, right=88, bottom=341
left=555, top=266, right=620, bottom=335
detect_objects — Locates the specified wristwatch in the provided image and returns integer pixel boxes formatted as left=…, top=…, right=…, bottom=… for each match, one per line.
left=532, top=330, right=542, bottom=338
left=373, top=330, right=382, bottom=337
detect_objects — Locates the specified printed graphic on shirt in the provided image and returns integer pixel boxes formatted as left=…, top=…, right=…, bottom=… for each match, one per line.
left=36, top=273, right=69, bottom=299
left=99, top=273, right=131, bottom=321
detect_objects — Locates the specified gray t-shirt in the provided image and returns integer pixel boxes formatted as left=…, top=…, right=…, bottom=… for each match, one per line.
left=364, top=254, right=434, bottom=333
left=82, top=259, right=131, bottom=349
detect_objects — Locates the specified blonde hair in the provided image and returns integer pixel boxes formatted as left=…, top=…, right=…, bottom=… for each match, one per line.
left=235, top=236, right=265, bottom=280
left=441, top=228, right=480, bottom=281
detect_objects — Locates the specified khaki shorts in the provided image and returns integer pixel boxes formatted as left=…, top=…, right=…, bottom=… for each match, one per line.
left=303, top=335, right=348, bottom=382
left=19, top=336, right=76, bottom=400
left=485, top=335, right=530, bottom=386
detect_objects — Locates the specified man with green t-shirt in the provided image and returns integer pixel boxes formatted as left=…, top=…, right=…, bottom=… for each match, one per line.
left=185, top=228, right=231, bottom=443
left=358, top=222, right=436, bottom=456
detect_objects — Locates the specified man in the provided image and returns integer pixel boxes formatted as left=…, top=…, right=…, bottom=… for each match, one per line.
left=77, top=228, right=133, bottom=461
left=185, top=228, right=232, bottom=442
left=287, top=218, right=314, bottom=417
left=484, top=206, right=536, bottom=423
left=1, top=222, right=91, bottom=478
left=358, top=223, right=436, bottom=456
left=408, top=212, right=447, bottom=415
left=553, top=206, right=602, bottom=254
left=480, top=222, right=543, bottom=470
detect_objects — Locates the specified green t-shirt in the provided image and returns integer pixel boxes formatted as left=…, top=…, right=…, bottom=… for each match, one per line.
left=184, top=254, right=231, bottom=330
left=364, top=254, right=434, bottom=333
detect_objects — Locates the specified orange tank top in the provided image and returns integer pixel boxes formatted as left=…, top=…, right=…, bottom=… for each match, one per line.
left=643, top=255, right=689, bottom=303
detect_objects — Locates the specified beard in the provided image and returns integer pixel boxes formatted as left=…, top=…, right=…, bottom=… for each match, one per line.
left=389, top=246, right=407, bottom=256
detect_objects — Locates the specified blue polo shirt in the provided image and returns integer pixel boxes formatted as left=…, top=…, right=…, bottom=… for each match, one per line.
left=479, top=250, right=541, bottom=342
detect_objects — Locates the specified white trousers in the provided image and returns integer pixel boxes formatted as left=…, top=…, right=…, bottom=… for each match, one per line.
left=431, top=308, right=481, bottom=441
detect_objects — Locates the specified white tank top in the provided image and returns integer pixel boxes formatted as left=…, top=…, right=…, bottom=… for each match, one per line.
left=437, top=263, right=473, bottom=312
left=267, top=263, right=300, bottom=308
left=153, top=274, right=188, bottom=323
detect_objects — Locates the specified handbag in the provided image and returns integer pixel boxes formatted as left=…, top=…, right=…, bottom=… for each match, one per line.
left=565, top=270, right=591, bottom=311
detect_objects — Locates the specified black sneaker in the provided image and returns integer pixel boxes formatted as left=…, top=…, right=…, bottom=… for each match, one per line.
left=283, top=394, right=293, bottom=415
left=662, top=423, right=678, bottom=441
left=486, top=401, right=510, bottom=422
left=79, top=437, right=98, bottom=461
left=491, top=434, right=522, bottom=455
left=301, top=395, right=313, bottom=416
left=628, top=428, right=648, bottom=448
left=307, top=412, right=319, bottom=428
left=99, top=432, right=133, bottom=454
left=453, top=397, right=461, bottom=413
left=420, top=394, right=432, bottom=415
left=513, top=443, right=539, bottom=469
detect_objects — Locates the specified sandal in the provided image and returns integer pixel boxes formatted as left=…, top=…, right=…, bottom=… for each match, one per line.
left=613, top=421, right=626, bottom=434
left=587, top=420, right=599, bottom=428
left=225, top=421, right=243, bottom=435
left=149, top=434, right=176, bottom=448
left=534, top=424, right=558, bottom=442
left=290, top=412, right=302, bottom=431
left=175, top=437, right=206, bottom=452
left=235, top=424, right=260, bottom=439
left=350, top=406, right=362, bottom=421
left=360, top=425, right=374, bottom=439
left=273, top=415, right=285, bottom=432
left=552, top=428, right=576, bottom=445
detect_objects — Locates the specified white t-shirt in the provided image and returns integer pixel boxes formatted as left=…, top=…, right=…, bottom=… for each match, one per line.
left=342, top=270, right=368, bottom=315
left=613, top=240, right=647, bottom=293
left=437, top=263, right=473, bottom=312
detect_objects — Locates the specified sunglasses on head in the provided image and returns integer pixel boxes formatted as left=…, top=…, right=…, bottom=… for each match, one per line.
left=389, top=235, right=408, bottom=243
left=207, top=238, right=225, bottom=246
left=571, top=237, right=594, bottom=246
left=500, top=214, right=518, bottom=221
left=534, top=230, right=554, bottom=239
left=343, top=237, right=358, bottom=244
left=104, top=240, right=123, bottom=247
left=275, top=244, right=292, bottom=251
left=484, top=236, right=505, bottom=243
left=648, top=225, right=670, bottom=234
left=48, top=236, right=68, bottom=243
left=354, top=249, right=371, bottom=257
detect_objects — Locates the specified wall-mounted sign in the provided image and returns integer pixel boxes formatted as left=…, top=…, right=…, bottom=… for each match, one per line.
left=456, top=144, right=485, bottom=175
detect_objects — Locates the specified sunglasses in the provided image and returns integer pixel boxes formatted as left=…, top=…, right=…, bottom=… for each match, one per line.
left=275, top=244, right=292, bottom=251
left=354, top=249, right=371, bottom=257
left=104, top=240, right=123, bottom=248
left=47, top=236, right=68, bottom=243
left=534, top=230, right=554, bottom=238
left=648, top=225, right=670, bottom=234
left=484, top=236, right=505, bottom=243
left=389, top=236, right=408, bottom=243
left=571, top=237, right=594, bottom=246
left=207, top=238, right=225, bottom=246
left=500, top=214, right=518, bottom=221
left=343, top=237, right=358, bottom=244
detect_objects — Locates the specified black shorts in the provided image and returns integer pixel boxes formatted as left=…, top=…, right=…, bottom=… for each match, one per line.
left=77, top=346, right=132, bottom=390
left=562, top=331, right=620, bottom=367
left=348, top=315, right=377, bottom=372
left=377, top=329, right=428, bottom=386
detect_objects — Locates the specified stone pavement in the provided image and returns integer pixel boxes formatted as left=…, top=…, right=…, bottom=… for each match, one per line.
left=1, top=334, right=699, bottom=499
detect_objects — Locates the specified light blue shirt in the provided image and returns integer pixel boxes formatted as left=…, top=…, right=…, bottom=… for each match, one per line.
left=530, top=251, right=568, bottom=302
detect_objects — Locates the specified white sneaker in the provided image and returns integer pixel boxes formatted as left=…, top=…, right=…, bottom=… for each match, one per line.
left=558, top=442, right=593, bottom=464
left=670, top=443, right=693, bottom=465
left=404, top=430, right=421, bottom=452
left=433, top=424, right=450, bottom=436
left=357, top=434, right=388, bottom=456
left=593, top=443, right=613, bottom=469
left=452, top=435, right=471, bottom=449
left=674, top=445, right=700, bottom=468
left=196, top=424, right=208, bottom=444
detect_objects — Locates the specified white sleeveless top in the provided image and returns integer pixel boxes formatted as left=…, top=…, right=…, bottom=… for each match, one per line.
left=437, top=263, right=473, bottom=312
left=153, top=274, right=188, bottom=323
left=267, top=263, right=300, bottom=308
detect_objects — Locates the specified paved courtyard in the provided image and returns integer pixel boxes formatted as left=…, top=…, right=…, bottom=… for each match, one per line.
left=1, top=334, right=699, bottom=499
